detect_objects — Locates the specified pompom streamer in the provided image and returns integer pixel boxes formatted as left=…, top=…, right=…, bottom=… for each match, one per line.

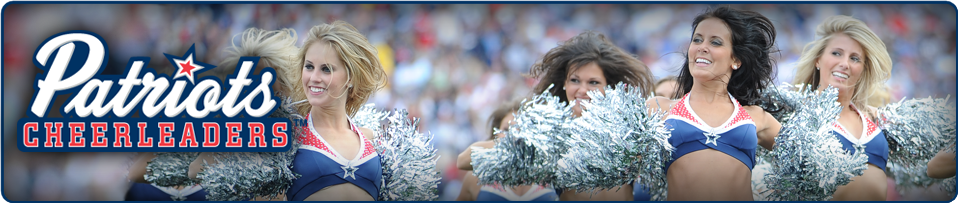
left=880, top=96, right=957, bottom=197
left=471, top=84, right=573, bottom=187
left=145, top=152, right=201, bottom=187
left=762, top=86, right=868, bottom=201
left=374, top=109, right=442, bottom=201
left=198, top=97, right=304, bottom=201
left=554, top=82, right=672, bottom=200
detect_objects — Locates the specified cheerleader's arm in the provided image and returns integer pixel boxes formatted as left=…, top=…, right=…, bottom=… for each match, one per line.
left=188, top=152, right=215, bottom=179
left=927, top=146, right=957, bottom=179
left=457, top=140, right=495, bottom=171
left=128, top=153, right=155, bottom=183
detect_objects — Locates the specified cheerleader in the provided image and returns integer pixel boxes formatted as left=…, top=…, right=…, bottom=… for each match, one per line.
left=791, top=15, right=893, bottom=201
left=457, top=99, right=559, bottom=201
left=284, top=20, right=389, bottom=201
left=517, top=31, right=655, bottom=200
left=184, top=27, right=300, bottom=201
left=646, top=7, right=782, bottom=201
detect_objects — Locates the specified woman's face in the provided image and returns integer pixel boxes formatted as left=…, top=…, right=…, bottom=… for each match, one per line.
left=495, top=111, right=517, bottom=139
left=687, top=17, right=739, bottom=83
left=302, top=42, right=350, bottom=108
left=816, top=33, right=865, bottom=96
left=564, top=61, right=607, bottom=117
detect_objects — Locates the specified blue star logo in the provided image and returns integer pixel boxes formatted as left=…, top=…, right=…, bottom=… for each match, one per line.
left=341, top=165, right=358, bottom=180
left=704, top=131, right=721, bottom=146
left=164, top=44, right=215, bottom=84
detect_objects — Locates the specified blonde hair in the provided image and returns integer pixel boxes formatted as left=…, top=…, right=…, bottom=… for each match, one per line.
left=792, top=15, right=892, bottom=109
left=292, top=21, right=387, bottom=116
left=217, top=28, right=299, bottom=96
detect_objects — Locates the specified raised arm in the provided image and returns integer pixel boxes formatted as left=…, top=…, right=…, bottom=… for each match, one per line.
left=754, top=108, right=781, bottom=150
left=927, top=145, right=957, bottom=179
left=188, top=152, right=216, bottom=179
left=457, top=140, right=495, bottom=171
left=128, top=153, right=155, bottom=183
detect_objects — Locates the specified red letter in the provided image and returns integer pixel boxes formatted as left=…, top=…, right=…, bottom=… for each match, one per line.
left=90, top=122, right=108, bottom=147
left=68, top=122, right=85, bottom=147
left=248, top=123, right=266, bottom=147
left=179, top=122, right=199, bottom=147
left=158, top=123, right=175, bottom=147
left=23, top=122, right=39, bottom=147
left=135, top=122, right=150, bottom=147
left=202, top=123, right=220, bottom=147
left=272, top=123, right=288, bottom=147
left=44, top=122, right=64, bottom=147
left=113, top=122, right=133, bottom=147
left=225, top=122, right=242, bottom=148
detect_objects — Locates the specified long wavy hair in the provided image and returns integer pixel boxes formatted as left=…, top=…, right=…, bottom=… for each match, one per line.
left=791, top=15, right=892, bottom=110
left=674, top=6, right=779, bottom=112
left=291, top=21, right=388, bottom=117
left=529, top=31, right=654, bottom=103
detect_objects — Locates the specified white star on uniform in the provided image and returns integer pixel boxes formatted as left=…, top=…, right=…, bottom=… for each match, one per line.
left=341, top=165, right=358, bottom=180
left=704, top=131, right=721, bottom=146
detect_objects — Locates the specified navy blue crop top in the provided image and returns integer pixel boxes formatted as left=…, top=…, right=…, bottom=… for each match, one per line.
left=831, top=105, right=889, bottom=171
left=477, top=184, right=558, bottom=201
left=287, top=114, right=382, bottom=201
left=665, top=93, right=758, bottom=172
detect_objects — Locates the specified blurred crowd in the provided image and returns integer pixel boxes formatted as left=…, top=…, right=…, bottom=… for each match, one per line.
left=2, top=3, right=956, bottom=201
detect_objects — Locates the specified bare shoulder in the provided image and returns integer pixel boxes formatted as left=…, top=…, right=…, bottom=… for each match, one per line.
left=645, top=96, right=677, bottom=112
left=359, top=127, right=377, bottom=140
left=742, top=105, right=775, bottom=125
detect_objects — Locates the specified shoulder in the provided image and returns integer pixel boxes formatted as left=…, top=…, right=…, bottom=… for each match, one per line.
left=645, top=96, right=678, bottom=112
left=743, top=105, right=776, bottom=125
left=359, top=127, right=376, bottom=140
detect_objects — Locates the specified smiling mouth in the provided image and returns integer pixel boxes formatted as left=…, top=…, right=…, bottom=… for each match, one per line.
left=832, top=72, right=849, bottom=79
left=695, top=58, right=713, bottom=65
left=309, top=87, right=326, bottom=93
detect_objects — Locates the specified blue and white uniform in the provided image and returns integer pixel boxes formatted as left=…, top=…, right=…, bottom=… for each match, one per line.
left=287, top=114, right=382, bottom=201
left=831, top=106, right=889, bottom=171
left=477, top=184, right=558, bottom=201
left=125, top=183, right=206, bottom=201
left=665, top=93, right=758, bottom=171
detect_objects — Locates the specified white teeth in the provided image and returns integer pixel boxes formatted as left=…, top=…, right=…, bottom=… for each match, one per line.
left=832, top=72, right=849, bottom=79
left=310, top=87, right=325, bottom=92
left=696, top=58, right=712, bottom=64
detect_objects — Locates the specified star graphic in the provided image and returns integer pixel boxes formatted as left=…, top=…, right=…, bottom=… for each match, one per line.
left=704, top=131, right=721, bottom=146
left=854, top=144, right=866, bottom=154
left=341, top=165, right=358, bottom=180
left=164, top=44, right=215, bottom=84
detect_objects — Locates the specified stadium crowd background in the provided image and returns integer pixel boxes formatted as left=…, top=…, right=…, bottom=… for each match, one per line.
left=2, top=3, right=956, bottom=201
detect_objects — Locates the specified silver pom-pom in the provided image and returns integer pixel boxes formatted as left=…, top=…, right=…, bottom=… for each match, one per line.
left=759, top=83, right=808, bottom=123
left=472, top=84, right=572, bottom=187
left=374, top=109, right=441, bottom=201
left=888, top=163, right=957, bottom=197
left=554, top=82, right=672, bottom=200
left=881, top=97, right=957, bottom=169
left=762, top=86, right=869, bottom=201
left=145, top=152, right=201, bottom=187
left=198, top=98, right=304, bottom=201
left=353, top=103, right=389, bottom=133
left=879, top=96, right=957, bottom=196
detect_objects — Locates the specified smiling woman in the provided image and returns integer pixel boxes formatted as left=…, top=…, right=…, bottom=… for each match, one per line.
left=646, top=6, right=782, bottom=201
left=791, top=15, right=893, bottom=201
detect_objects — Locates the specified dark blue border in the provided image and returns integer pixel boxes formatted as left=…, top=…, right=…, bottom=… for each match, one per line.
left=1, top=1, right=957, bottom=203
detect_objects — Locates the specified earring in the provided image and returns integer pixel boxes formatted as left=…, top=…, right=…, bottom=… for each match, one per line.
left=348, top=84, right=353, bottom=88
left=732, top=65, right=739, bottom=70
left=562, top=87, right=566, bottom=90
left=816, top=67, right=820, bottom=70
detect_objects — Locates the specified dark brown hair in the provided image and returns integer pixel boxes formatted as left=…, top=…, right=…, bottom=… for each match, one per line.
left=529, top=31, right=654, bottom=103
left=675, top=6, right=779, bottom=112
